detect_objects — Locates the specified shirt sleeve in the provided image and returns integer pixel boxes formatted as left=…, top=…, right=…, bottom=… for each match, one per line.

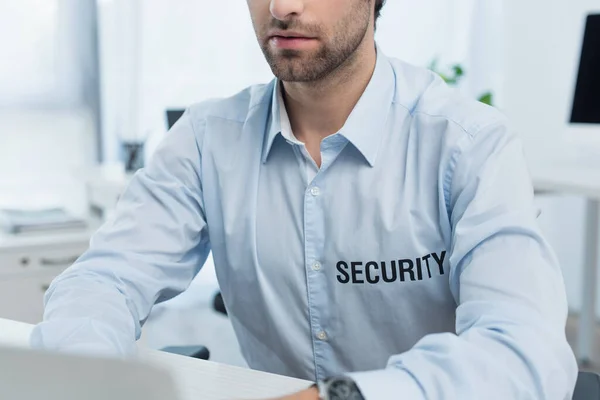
left=348, top=121, right=578, bottom=399
left=30, top=109, right=211, bottom=356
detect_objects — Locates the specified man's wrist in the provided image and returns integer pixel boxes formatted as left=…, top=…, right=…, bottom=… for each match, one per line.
left=314, top=376, right=365, bottom=400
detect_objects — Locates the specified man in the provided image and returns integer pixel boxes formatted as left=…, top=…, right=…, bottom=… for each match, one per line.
left=32, top=0, right=577, bottom=399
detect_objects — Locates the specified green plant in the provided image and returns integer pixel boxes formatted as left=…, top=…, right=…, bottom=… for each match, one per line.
left=428, top=59, right=494, bottom=106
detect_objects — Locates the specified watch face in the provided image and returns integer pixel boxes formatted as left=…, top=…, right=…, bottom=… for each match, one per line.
left=328, top=378, right=364, bottom=400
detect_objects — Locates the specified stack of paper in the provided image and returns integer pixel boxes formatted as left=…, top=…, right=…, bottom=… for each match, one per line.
left=0, top=208, right=87, bottom=235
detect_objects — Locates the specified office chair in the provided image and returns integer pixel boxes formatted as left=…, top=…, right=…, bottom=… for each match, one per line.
left=213, top=292, right=227, bottom=316
left=161, top=345, right=210, bottom=360
left=159, top=292, right=227, bottom=360
left=575, top=371, right=600, bottom=399
left=166, top=109, right=186, bottom=130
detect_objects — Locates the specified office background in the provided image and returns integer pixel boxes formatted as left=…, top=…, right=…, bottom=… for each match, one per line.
left=0, top=0, right=599, bottom=368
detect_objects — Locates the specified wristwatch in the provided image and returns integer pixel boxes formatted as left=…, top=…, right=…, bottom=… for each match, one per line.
left=315, top=376, right=365, bottom=400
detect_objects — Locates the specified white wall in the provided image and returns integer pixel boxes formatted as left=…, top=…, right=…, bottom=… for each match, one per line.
left=503, top=0, right=600, bottom=314
left=98, top=0, right=275, bottom=162
left=0, top=109, right=95, bottom=216
left=0, top=1, right=99, bottom=207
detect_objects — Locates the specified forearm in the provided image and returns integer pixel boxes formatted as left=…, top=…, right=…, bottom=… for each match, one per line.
left=347, top=301, right=576, bottom=399
left=31, top=257, right=143, bottom=355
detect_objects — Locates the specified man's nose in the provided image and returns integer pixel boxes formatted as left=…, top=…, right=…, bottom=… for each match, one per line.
left=270, top=0, right=305, bottom=21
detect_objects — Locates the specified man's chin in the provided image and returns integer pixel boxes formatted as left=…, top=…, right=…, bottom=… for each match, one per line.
left=268, top=60, right=321, bottom=82
left=272, top=70, right=317, bottom=83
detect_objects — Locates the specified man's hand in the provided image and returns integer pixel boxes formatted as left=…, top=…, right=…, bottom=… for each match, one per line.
left=267, top=386, right=319, bottom=400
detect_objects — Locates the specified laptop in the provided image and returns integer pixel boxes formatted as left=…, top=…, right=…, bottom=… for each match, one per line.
left=0, top=346, right=182, bottom=400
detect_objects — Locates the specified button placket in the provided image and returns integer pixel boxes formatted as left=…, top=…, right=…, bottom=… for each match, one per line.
left=304, top=179, right=329, bottom=381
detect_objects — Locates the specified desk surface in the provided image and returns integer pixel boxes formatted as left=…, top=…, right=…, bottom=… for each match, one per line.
left=0, top=318, right=311, bottom=400
left=530, top=160, right=600, bottom=199
left=526, top=141, right=600, bottom=199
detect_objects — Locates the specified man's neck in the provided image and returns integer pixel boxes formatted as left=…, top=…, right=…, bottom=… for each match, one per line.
left=281, top=40, right=377, bottom=144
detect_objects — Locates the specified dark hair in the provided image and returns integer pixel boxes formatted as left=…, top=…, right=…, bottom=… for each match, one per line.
left=375, top=0, right=386, bottom=21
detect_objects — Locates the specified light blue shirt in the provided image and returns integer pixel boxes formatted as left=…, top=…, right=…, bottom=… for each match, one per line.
left=32, top=49, right=577, bottom=399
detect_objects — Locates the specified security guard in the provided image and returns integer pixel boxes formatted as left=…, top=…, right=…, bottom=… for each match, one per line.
left=32, top=1, right=577, bottom=399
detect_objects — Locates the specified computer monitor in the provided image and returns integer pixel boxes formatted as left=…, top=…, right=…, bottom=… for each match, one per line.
left=166, top=109, right=186, bottom=130
left=571, top=14, right=600, bottom=124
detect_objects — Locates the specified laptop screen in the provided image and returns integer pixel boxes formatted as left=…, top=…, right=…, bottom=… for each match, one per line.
left=571, top=14, right=600, bottom=124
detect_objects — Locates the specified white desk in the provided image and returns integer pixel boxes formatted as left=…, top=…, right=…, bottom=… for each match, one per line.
left=529, top=149, right=600, bottom=365
left=0, top=318, right=311, bottom=400
left=0, top=230, right=92, bottom=324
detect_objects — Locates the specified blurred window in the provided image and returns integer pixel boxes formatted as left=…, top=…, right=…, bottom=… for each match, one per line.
left=0, top=0, right=100, bottom=109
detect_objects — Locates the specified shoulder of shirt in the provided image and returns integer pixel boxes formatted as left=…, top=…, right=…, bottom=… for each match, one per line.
left=183, top=58, right=509, bottom=140
left=388, top=57, right=509, bottom=140
left=185, top=82, right=273, bottom=128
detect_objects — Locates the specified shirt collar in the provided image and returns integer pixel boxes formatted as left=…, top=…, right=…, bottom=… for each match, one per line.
left=277, top=84, right=304, bottom=146
left=262, top=46, right=395, bottom=166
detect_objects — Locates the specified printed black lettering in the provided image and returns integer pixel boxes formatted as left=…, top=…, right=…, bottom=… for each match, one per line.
left=337, top=251, right=446, bottom=284
left=365, top=262, right=380, bottom=284
left=422, top=254, right=432, bottom=278
left=399, top=259, right=415, bottom=282
left=432, top=251, right=447, bottom=275
left=381, top=260, right=397, bottom=283
left=336, top=261, right=350, bottom=284
left=415, top=257, right=423, bottom=281
left=351, top=262, right=364, bottom=284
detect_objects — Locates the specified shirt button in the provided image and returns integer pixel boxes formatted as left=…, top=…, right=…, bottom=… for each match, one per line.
left=316, top=331, right=328, bottom=341
left=310, top=186, right=321, bottom=196
left=312, top=261, right=322, bottom=271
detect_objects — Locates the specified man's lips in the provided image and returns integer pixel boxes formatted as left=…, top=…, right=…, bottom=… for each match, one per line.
left=269, top=35, right=318, bottom=50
